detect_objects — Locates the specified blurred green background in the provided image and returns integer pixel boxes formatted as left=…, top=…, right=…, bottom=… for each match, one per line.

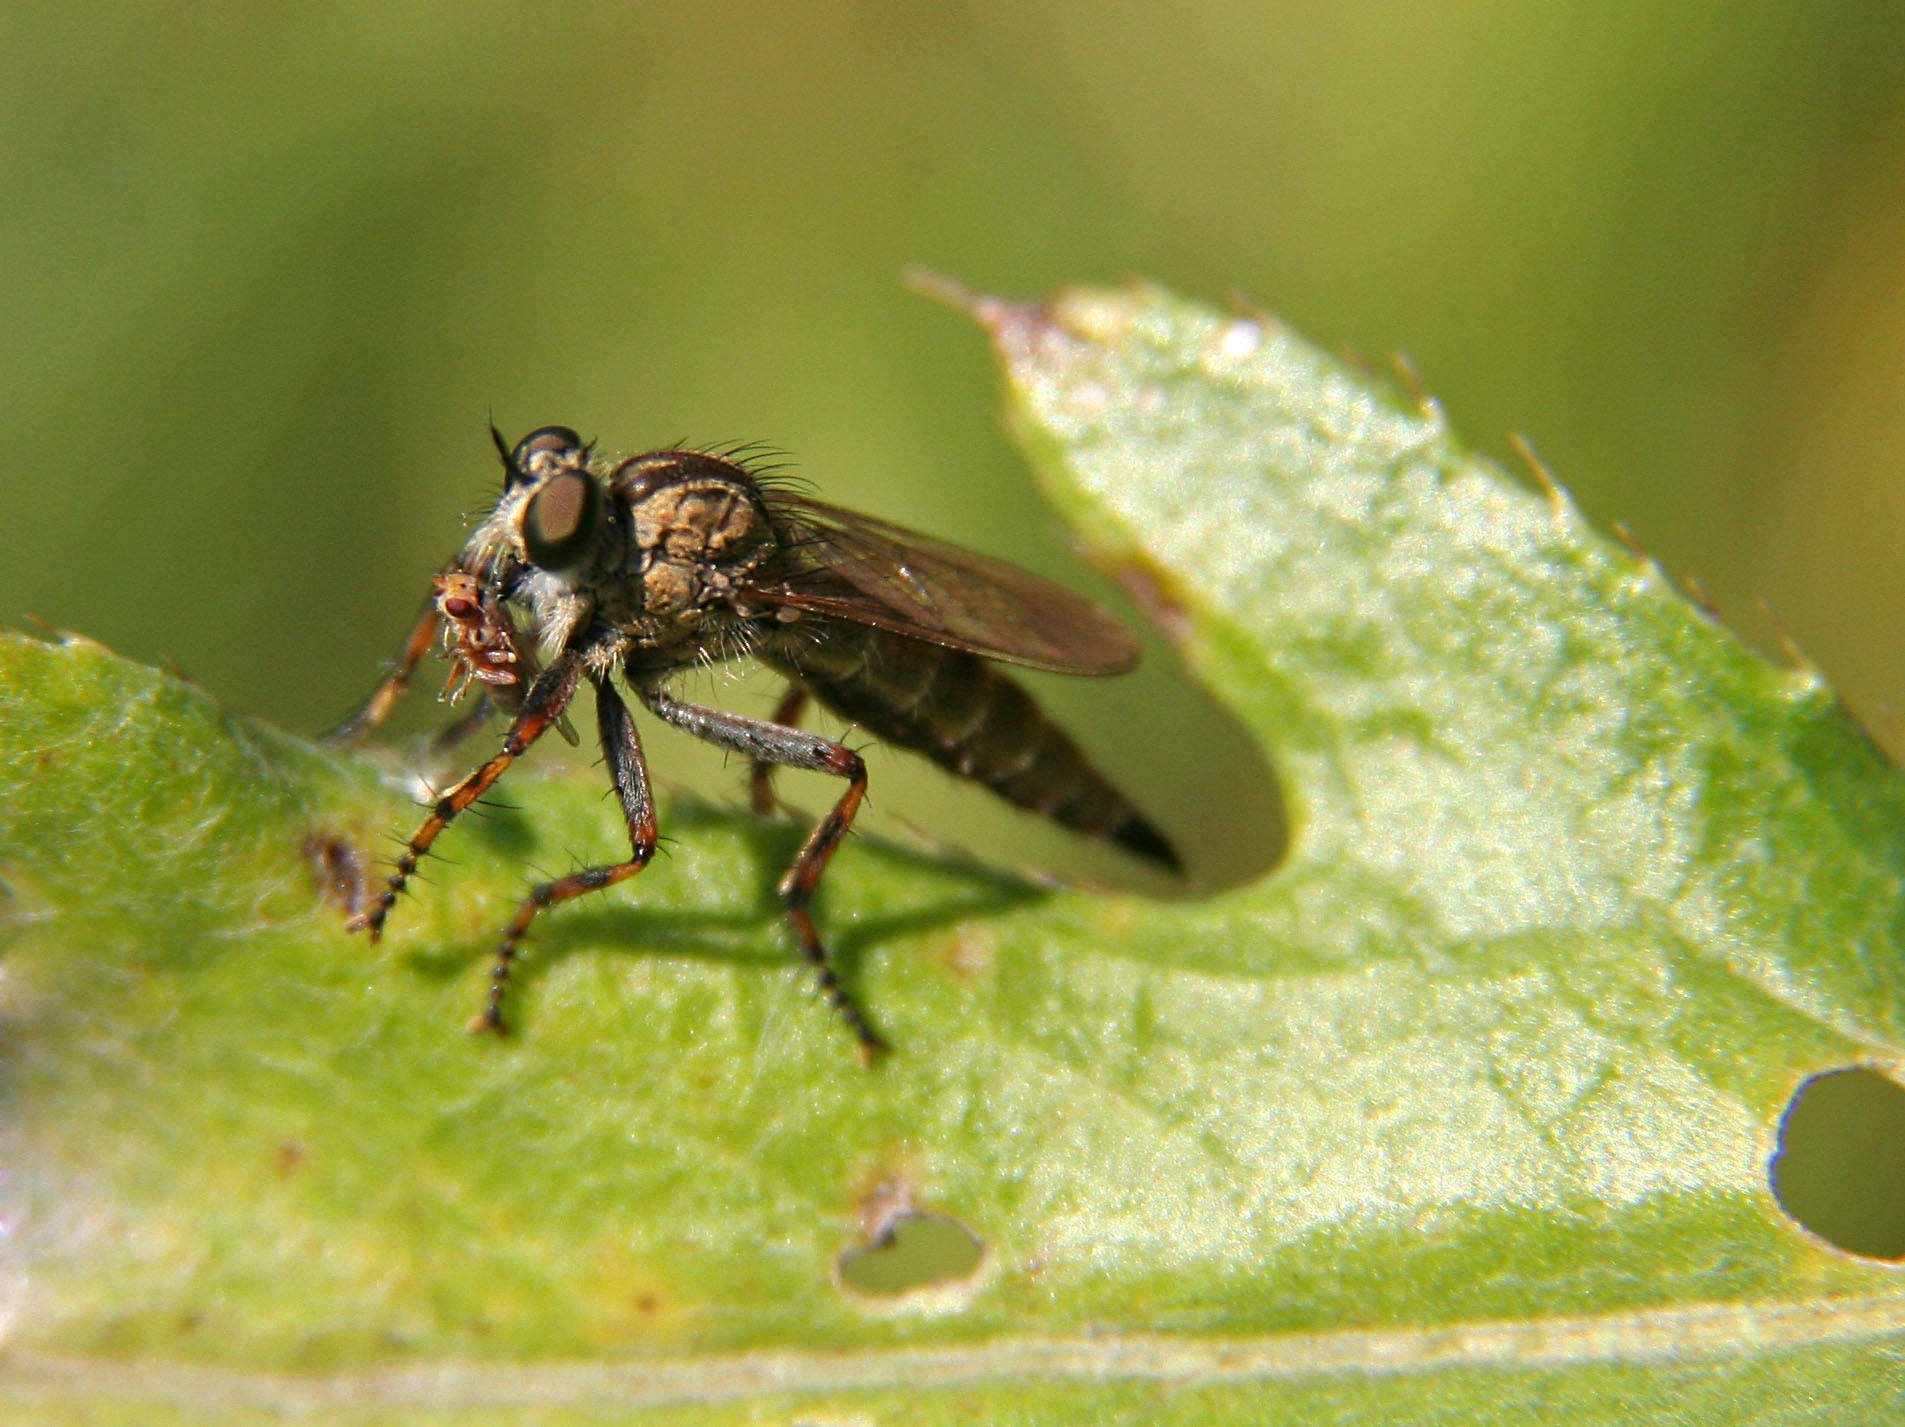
left=5, top=0, right=1905, bottom=885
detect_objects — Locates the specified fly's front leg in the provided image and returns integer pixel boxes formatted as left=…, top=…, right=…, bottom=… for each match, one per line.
left=749, top=683, right=810, bottom=816
left=473, top=676, right=656, bottom=1034
left=351, top=651, right=584, bottom=941
left=641, top=685, right=884, bottom=1061
left=324, top=588, right=445, bottom=742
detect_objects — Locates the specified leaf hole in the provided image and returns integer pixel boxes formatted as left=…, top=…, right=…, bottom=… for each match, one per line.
left=1770, top=1066, right=1905, bottom=1261
left=835, top=1211, right=985, bottom=1301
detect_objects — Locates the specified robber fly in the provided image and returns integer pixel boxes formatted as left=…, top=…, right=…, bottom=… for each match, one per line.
left=334, top=425, right=1181, bottom=1058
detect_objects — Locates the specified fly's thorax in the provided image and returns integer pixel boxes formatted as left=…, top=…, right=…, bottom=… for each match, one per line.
left=608, top=453, right=777, bottom=623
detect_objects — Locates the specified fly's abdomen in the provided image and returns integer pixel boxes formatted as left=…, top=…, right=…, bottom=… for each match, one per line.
left=768, top=628, right=1180, bottom=872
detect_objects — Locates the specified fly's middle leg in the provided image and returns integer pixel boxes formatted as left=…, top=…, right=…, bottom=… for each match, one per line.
left=473, top=676, right=657, bottom=1034
left=749, top=683, right=810, bottom=816
left=641, top=684, right=886, bottom=1061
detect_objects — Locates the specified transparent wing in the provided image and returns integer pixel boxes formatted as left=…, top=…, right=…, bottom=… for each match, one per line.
left=746, top=495, right=1139, bottom=675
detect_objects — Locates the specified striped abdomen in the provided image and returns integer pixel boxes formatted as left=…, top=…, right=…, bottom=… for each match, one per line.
left=767, top=625, right=1180, bottom=872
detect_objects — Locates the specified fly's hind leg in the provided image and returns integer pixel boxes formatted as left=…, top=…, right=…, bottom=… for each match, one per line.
left=473, top=676, right=657, bottom=1034
left=749, top=683, right=810, bottom=816
left=641, top=684, right=885, bottom=1061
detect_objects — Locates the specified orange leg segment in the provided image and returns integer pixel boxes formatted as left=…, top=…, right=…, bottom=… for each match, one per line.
left=350, top=651, right=585, bottom=941
left=472, top=675, right=657, bottom=1033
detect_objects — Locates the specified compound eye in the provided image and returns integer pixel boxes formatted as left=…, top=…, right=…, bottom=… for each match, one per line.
left=521, top=469, right=602, bottom=570
left=506, top=425, right=584, bottom=486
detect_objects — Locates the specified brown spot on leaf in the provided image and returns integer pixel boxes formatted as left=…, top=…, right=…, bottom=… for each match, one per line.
left=1108, top=559, right=1193, bottom=649
left=303, top=832, right=372, bottom=922
left=941, top=929, right=990, bottom=983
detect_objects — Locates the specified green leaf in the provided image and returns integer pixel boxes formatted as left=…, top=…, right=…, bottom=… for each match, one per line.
left=4, top=282, right=1903, bottom=1423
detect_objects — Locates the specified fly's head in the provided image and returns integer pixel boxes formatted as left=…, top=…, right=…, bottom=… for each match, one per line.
left=461, top=425, right=614, bottom=656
